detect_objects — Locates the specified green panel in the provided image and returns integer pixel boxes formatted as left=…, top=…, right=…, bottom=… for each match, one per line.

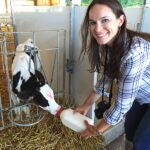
left=119, top=0, right=145, bottom=7
left=65, top=0, right=71, bottom=6
left=81, top=0, right=92, bottom=6
left=66, top=0, right=145, bottom=7
left=81, top=0, right=145, bottom=7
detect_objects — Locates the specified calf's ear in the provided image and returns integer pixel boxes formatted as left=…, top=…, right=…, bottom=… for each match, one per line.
left=35, top=70, right=45, bottom=85
left=33, top=87, right=49, bottom=107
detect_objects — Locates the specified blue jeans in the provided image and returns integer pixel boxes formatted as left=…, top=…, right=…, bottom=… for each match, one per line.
left=125, top=100, right=150, bottom=150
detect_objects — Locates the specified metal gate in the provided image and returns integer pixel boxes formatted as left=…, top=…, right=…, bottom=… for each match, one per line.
left=0, top=29, right=68, bottom=130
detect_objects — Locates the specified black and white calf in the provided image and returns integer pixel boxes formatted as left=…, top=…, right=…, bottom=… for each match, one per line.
left=12, top=39, right=41, bottom=99
left=12, top=39, right=61, bottom=119
left=32, top=84, right=61, bottom=115
left=11, top=39, right=44, bottom=120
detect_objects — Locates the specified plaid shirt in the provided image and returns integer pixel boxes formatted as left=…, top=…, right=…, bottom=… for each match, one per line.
left=94, top=36, right=150, bottom=125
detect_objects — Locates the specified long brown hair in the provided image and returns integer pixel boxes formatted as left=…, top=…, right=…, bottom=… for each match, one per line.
left=80, top=0, right=150, bottom=79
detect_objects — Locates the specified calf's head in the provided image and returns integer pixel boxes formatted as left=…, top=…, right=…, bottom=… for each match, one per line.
left=33, top=84, right=61, bottom=115
left=16, top=39, right=39, bottom=60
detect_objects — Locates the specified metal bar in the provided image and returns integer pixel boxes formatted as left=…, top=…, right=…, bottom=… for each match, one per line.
left=0, top=29, right=66, bottom=34
left=0, top=96, right=5, bottom=129
left=3, top=32, right=14, bottom=126
left=68, top=5, right=75, bottom=101
left=63, top=30, right=66, bottom=98
left=91, top=72, right=97, bottom=122
left=9, top=0, right=18, bottom=47
left=56, top=31, right=60, bottom=101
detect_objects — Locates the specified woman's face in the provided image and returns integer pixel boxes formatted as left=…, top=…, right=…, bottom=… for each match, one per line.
left=89, top=4, right=124, bottom=46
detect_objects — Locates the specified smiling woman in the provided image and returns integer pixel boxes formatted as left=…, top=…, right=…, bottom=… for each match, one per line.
left=88, top=4, right=124, bottom=46
left=74, top=0, right=150, bottom=150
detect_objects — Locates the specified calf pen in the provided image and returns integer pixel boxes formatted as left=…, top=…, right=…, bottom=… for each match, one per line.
left=0, top=30, right=105, bottom=150
left=0, top=30, right=67, bottom=128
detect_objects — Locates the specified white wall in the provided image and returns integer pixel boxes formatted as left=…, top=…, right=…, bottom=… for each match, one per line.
left=13, top=6, right=70, bottom=32
left=69, top=6, right=93, bottom=107
left=124, top=7, right=144, bottom=31
left=141, top=7, right=150, bottom=33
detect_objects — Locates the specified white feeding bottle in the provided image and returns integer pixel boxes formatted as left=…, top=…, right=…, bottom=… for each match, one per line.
left=38, top=84, right=94, bottom=132
left=56, top=108, right=94, bottom=132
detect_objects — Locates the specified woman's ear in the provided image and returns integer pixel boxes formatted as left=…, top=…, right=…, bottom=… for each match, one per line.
left=118, top=14, right=125, bottom=27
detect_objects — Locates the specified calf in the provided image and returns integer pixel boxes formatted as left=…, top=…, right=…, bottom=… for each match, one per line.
left=12, top=39, right=61, bottom=119
left=11, top=39, right=44, bottom=120
left=33, top=84, right=61, bottom=115
left=12, top=39, right=39, bottom=99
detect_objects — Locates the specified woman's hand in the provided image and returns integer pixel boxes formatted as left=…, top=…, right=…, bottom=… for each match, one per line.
left=78, top=120, right=100, bottom=138
left=74, top=90, right=100, bottom=115
left=74, top=104, right=90, bottom=115
left=78, top=119, right=111, bottom=138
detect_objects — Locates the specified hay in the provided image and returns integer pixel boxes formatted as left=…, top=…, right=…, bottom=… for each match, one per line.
left=0, top=93, right=105, bottom=149
left=0, top=23, right=16, bottom=106
left=0, top=24, right=105, bottom=149
left=0, top=113, right=105, bottom=150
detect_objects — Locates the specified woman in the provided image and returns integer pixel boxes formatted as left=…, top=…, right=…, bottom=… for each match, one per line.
left=74, top=0, right=150, bottom=149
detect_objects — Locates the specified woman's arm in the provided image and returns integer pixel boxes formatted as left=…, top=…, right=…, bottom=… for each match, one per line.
left=96, top=118, right=111, bottom=133
left=74, top=90, right=101, bottom=115
left=103, top=38, right=150, bottom=125
left=78, top=118, right=111, bottom=138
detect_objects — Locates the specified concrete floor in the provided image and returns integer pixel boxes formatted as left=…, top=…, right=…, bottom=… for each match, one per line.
left=103, top=119, right=126, bottom=150
left=103, top=119, right=125, bottom=145
left=105, top=134, right=125, bottom=150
